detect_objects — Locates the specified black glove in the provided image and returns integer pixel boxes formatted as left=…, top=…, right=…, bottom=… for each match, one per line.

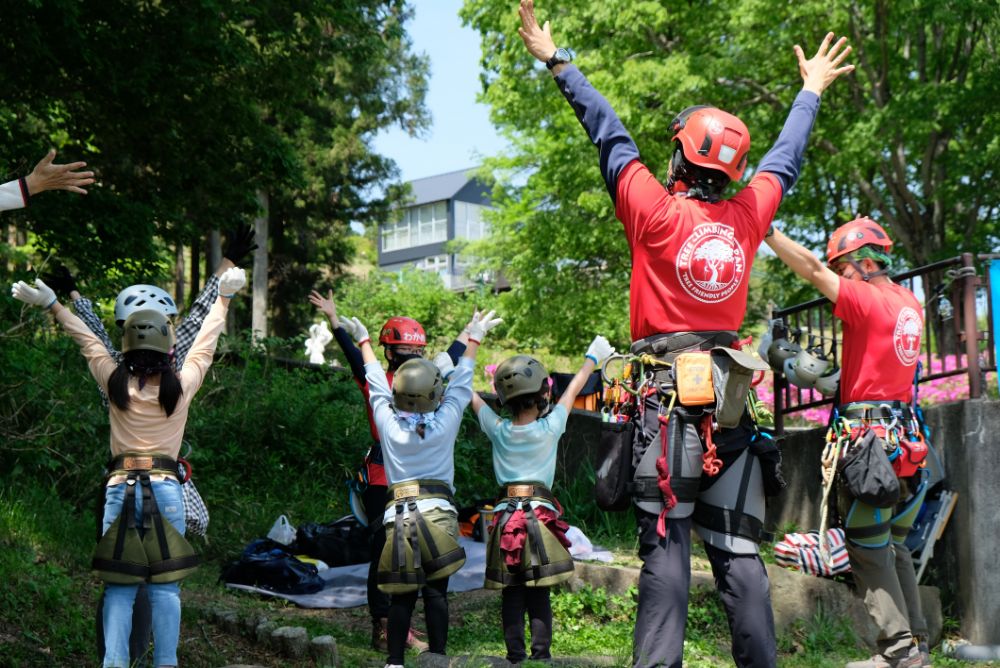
left=41, top=264, right=78, bottom=296
left=223, top=224, right=258, bottom=265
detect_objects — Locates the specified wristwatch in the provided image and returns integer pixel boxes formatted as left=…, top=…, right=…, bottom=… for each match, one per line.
left=545, top=47, right=573, bottom=70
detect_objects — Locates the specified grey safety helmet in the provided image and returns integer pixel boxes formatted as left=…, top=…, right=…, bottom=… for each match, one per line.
left=494, top=355, right=549, bottom=405
left=783, top=357, right=814, bottom=389
left=791, top=345, right=830, bottom=385
left=122, top=309, right=175, bottom=355
left=767, top=337, right=801, bottom=372
left=115, top=284, right=178, bottom=326
left=814, top=367, right=841, bottom=397
left=392, top=358, right=444, bottom=413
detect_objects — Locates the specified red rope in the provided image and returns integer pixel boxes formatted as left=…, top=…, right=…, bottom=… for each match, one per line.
left=701, top=415, right=722, bottom=476
left=655, top=412, right=677, bottom=537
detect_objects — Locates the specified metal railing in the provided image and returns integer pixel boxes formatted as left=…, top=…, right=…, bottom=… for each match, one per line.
left=772, top=252, right=998, bottom=433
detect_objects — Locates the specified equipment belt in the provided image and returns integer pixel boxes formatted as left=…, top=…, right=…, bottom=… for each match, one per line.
left=108, top=454, right=178, bottom=476
left=384, top=481, right=454, bottom=508
left=628, top=477, right=701, bottom=501
left=630, top=330, right=738, bottom=359
left=839, top=401, right=913, bottom=422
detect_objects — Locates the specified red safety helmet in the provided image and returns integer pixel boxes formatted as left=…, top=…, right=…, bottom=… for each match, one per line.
left=378, top=316, right=427, bottom=347
left=826, top=216, right=893, bottom=265
left=669, top=105, right=751, bottom=182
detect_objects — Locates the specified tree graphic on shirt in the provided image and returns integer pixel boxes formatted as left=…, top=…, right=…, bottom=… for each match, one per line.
left=693, top=239, right=735, bottom=287
left=902, top=316, right=921, bottom=353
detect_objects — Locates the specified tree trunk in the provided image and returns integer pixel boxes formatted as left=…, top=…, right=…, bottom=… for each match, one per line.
left=209, top=229, right=222, bottom=274
left=174, top=242, right=185, bottom=306
left=190, top=237, right=201, bottom=299
left=252, top=191, right=269, bottom=341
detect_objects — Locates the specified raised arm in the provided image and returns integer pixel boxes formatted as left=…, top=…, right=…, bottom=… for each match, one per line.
left=558, top=335, right=615, bottom=412
left=310, top=289, right=367, bottom=381
left=178, top=268, right=245, bottom=392
left=757, top=33, right=853, bottom=195
left=518, top=0, right=640, bottom=203
left=764, top=228, right=840, bottom=302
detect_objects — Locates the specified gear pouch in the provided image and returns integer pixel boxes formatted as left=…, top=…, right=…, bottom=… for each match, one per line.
left=711, top=347, right=770, bottom=429
left=749, top=430, right=787, bottom=497
left=595, top=420, right=634, bottom=512
left=893, top=433, right=929, bottom=478
left=839, top=429, right=900, bottom=507
left=674, top=352, right=714, bottom=406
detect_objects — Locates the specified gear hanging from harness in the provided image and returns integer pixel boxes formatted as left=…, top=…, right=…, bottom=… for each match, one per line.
left=92, top=455, right=200, bottom=585
left=377, top=480, right=466, bottom=595
left=485, top=483, right=574, bottom=590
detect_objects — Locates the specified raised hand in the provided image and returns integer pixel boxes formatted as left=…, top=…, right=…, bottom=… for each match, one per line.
left=340, top=316, right=370, bottom=345
left=467, top=309, right=502, bottom=343
left=796, top=32, right=854, bottom=96
left=223, top=224, right=259, bottom=265
left=585, top=335, right=615, bottom=365
left=24, top=150, right=95, bottom=196
left=517, top=0, right=557, bottom=63
left=11, top=278, right=57, bottom=308
left=308, top=289, right=339, bottom=326
left=218, top=267, right=247, bottom=297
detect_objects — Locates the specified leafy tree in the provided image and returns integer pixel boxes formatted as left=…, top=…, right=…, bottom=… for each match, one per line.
left=0, top=0, right=428, bottom=336
left=461, top=0, right=999, bottom=350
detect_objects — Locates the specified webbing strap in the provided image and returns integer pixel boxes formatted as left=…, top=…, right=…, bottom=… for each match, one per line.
left=142, top=473, right=171, bottom=561
left=629, top=478, right=700, bottom=500
left=844, top=522, right=892, bottom=539
left=522, top=500, right=550, bottom=573
left=485, top=560, right=575, bottom=586
left=114, top=475, right=138, bottom=560
left=92, top=558, right=148, bottom=577
left=148, top=555, right=200, bottom=575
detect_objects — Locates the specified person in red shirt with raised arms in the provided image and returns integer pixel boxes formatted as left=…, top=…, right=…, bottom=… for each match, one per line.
left=517, top=1, right=853, bottom=666
left=765, top=218, right=930, bottom=668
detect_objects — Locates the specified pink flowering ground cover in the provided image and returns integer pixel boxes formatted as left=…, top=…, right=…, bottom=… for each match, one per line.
left=761, top=355, right=997, bottom=427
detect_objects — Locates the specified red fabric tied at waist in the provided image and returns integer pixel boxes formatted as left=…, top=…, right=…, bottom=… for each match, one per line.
left=493, top=506, right=571, bottom=569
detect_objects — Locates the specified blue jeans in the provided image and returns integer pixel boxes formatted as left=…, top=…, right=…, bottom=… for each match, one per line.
left=101, top=479, right=185, bottom=668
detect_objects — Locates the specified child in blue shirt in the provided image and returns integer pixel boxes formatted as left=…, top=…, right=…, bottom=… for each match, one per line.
left=471, top=335, right=614, bottom=665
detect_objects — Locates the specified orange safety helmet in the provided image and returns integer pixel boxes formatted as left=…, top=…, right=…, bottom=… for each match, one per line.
left=378, top=316, right=427, bottom=347
left=826, top=216, right=893, bottom=265
left=669, top=105, right=751, bottom=182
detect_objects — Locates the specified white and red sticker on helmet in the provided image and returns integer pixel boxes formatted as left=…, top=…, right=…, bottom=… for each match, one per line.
left=676, top=223, right=746, bottom=303
left=893, top=306, right=922, bottom=366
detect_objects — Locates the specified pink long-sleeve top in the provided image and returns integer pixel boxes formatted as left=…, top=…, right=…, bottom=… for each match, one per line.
left=55, top=296, right=228, bottom=470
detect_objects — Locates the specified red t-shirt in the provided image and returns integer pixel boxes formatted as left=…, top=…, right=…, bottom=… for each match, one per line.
left=358, top=369, right=394, bottom=486
left=834, top=278, right=923, bottom=404
left=615, top=160, right=784, bottom=340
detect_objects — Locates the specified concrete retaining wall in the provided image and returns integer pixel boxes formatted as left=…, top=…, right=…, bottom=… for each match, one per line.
left=556, top=399, right=1000, bottom=644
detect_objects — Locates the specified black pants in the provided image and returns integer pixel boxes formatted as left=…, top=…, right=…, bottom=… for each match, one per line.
left=364, top=483, right=391, bottom=620
left=502, top=585, right=552, bottom=663
left=633, top=511, right=776, bottom=668
left=95, top=483, right=153, bottom=665
left=387, top=578, right=449, bottom=665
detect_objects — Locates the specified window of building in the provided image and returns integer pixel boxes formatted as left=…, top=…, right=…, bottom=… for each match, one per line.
left=417, top=254, right=449, bottom=274
left=381, top=200, right=448, bottom=251
left=454, top=201, right=491, bottom=241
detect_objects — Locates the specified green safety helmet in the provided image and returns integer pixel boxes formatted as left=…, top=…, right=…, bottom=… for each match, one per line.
left=494, top=355, right=549, bottom=405
left=122, top=309, right=175, bottom=355
left=392, top=358, right=443, bottom=413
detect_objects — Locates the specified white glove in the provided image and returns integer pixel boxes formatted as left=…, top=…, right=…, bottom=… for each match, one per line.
left=11, top=278, right=57, bottom=309
left=218, top=267, right=246, bottom=297
left=340, top=316, right=370, bottom=345
left=585, top=335, right=615, bottom=365
left=467, top=309, right=502, bottom=342
left=432, top=351, right=456, bottom=379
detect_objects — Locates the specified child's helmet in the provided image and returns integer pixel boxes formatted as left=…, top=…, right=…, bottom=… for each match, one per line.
left=669, top=105, right=751, bottom=182
left=379, top=316, right=427, bottom=347
left=122, top=309, right=175, bottom=354
left=392, top=358, right=443, bottom=412
left=114, top=285, right=178, bottom=326
left=494, top=355, right=549, bottom=404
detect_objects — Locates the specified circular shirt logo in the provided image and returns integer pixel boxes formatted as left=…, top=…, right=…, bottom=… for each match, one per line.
left=893, top=306, right=922, bottom=366
left=676, top=223, right=746, bottom=303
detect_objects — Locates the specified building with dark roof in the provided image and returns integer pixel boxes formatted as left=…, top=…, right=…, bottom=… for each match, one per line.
left=377, top=167, right=499, bottom=289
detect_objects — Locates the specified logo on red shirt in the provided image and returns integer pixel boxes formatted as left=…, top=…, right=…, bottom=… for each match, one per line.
left=676, top=223, right=745, bottom=303
left=893, top=306, right=922, bottom=366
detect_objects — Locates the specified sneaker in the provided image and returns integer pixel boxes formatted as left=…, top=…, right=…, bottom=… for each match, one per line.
left=406, top=626, right=429, bottom=652
left=846, top=646, right=923, bottom=668
left=918, top=640, right=932, bottom=667
left=371, top=618, right=388, bottom=652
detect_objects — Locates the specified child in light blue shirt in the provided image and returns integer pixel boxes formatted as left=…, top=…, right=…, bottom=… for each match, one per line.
left=471, top=335, right=614, bottom=665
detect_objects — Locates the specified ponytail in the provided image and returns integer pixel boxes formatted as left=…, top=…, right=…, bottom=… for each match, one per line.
left=107, top=350, right=183, bottom=416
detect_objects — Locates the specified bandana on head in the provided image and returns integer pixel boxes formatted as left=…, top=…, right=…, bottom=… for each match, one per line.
left=853, top=245, right=893, bottom=269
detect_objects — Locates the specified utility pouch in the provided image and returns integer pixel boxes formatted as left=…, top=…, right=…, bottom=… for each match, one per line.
left=710, top=347, right=770, bottom=429
left=674, top=352, right=714, bottom=406
left=749, top=430, right=787, bottom=497
left=485, top=501, right=574, bottom=589
left=839, top=429, right=900, bottom=507
left=93, top=513, right=149, bottom=585
left=893, top=433, right=929, bottom=478
left=595, top=420, right=634, bottom=511
left=378, top=503, right=466, bottom=595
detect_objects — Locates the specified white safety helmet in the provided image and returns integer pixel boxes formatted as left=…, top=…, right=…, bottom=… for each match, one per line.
left=783, top=357, right=814, bottom=389
left=791, top=345, right=830, bottom=385
left=814, top=367, right=841, bottom=396
left=114, top=284, right=178, bottom=326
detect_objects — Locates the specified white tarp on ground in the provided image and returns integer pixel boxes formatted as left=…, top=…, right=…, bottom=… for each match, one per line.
left=225, top=527, right=613, bottom=609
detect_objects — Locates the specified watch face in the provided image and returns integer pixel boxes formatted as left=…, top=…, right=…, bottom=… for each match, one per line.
left=555, top=47, right=572, bottom=62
